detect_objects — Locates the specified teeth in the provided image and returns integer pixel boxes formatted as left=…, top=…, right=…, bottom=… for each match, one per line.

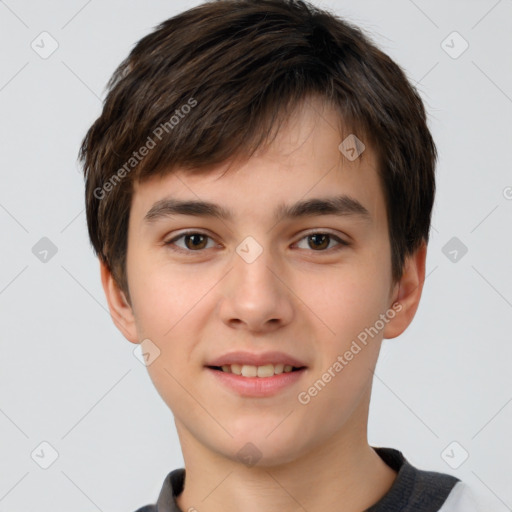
left=231, top=364, right=242, bottom=375
left=218, top=363, right=300, bottom=377
left=257, top=364, right=274, bottom=377
left=241, top=365, right=257, bottom=377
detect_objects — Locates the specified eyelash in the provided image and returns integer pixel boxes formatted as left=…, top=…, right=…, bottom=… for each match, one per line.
left=164, top=230, right=350, bottom=254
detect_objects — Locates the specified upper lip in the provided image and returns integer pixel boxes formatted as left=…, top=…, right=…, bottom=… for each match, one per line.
left=205, top=351, right=307, bottom=368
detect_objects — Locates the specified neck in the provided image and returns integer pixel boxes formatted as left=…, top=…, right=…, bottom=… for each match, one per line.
left=174, top=389, right=397, bottom=512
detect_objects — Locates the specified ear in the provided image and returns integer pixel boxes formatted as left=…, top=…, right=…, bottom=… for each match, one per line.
left=383, top=241, right=427, bottom=340
left=99, top=259, right=139, bottom=344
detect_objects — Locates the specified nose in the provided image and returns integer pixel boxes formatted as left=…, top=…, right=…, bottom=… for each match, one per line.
left=218, top=242, right=294, bottom=333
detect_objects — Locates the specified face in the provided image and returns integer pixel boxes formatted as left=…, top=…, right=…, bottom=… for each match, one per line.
left=105, top=97, right=422, bottom=467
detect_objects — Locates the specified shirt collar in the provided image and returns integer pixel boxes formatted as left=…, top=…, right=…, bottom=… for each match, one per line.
left=152, top=446, right=458, bottom=512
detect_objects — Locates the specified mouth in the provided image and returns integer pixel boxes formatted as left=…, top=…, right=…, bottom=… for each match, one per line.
left=206, top=363, right=306, bottom=378
left=204, top=351, right=308, bottom=396
left=205, top=363, right=307, bottom=397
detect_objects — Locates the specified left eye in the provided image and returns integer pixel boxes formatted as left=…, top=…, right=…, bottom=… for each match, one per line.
left=295, top=232, right=349, bottom=251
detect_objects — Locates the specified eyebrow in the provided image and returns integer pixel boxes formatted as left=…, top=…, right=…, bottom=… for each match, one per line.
left=143, top=195, right=371, bottom=224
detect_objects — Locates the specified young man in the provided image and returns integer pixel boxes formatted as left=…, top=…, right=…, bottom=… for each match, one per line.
left=79, top=1, right=482, bottom=510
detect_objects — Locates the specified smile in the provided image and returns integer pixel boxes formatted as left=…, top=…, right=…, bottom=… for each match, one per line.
left=205, top=365, right=307, bottom=397
left=208, top=363, right=304, bottom=377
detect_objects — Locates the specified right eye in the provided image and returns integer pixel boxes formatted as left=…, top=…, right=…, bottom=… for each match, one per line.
left=164, top=231, right=218, bottom=253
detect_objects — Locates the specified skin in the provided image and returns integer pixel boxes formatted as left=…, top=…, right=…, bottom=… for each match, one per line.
left=101, top=96, right=426, bottom=512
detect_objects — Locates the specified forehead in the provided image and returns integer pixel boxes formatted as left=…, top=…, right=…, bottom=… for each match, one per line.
left=131, top=98, right=386, bottom=231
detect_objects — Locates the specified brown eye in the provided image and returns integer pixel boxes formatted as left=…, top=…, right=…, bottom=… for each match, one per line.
left=295, top=232, right=349, bottom=252
left=165, top=231, right=215, bottom=252
left=183, top=233, right=208, bottom=250
left=308, top=233, right=330, bottom=250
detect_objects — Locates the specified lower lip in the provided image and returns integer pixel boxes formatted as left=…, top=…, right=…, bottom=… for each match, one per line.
left=205, top=367, right=307, bottom=397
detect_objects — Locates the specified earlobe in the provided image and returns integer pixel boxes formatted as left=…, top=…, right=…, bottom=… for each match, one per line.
left=99, top=259, right=139, bottom=344
left=383, top=241, right=427, bottom=340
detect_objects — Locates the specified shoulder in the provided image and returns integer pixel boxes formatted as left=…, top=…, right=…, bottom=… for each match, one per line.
left=369, top=447, right=476, bottom=512
left=438, top=481, right=484, bottom=512
left=131, top=468, right=185, bottom=512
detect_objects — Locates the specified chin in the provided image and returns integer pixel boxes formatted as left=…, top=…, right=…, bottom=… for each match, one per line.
left=224, top=426, right=308, bottom=468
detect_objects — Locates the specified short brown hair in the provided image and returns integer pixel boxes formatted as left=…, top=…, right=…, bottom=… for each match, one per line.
left=79, top=0, right=437, bottom=304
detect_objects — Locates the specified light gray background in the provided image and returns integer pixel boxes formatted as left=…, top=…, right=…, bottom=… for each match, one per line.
left=0, top=1, right=511, bottom=511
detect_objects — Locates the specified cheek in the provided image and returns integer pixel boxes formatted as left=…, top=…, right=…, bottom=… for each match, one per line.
left=129, top=262, right=219, bottom=375
left=128, top=256, right=202, bottom=335
left=299, top=265, right=387, bottom=341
